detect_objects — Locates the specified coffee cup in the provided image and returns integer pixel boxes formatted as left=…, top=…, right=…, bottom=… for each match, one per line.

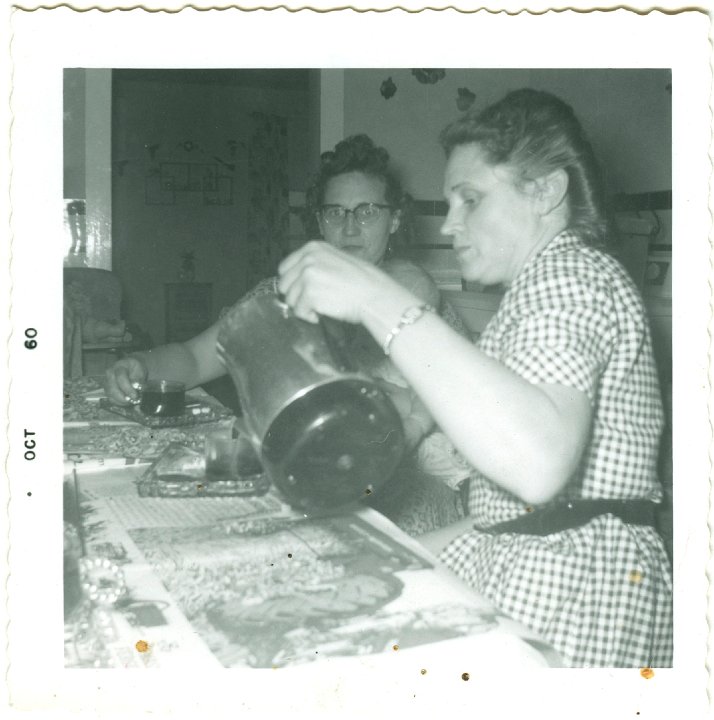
left=131, top=379, right=186, bottom=417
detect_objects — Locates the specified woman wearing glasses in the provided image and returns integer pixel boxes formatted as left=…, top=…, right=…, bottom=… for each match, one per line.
left=104, top=134, right=466, bottom=456
left=277, top=91, right=672, bottom=667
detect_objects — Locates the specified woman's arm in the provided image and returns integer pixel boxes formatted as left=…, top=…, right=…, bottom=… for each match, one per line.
left=104, top=321, right=226, bottom=404
left=143, top=322, right=226, bottom=386
left=369, top=309, right=592, bottom=505
left=418, top=516, right=479, bottom=556
left=105, top=277, right=280, bottom=405
left=279, top=242, right=592, bottom=506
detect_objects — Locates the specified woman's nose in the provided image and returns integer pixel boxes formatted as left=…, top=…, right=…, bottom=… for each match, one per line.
left=343, top=211, right=360, bottom=236
left=440, top=210, right=459, bottom=238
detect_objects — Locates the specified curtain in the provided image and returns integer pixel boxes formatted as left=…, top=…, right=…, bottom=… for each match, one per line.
left=246, top=112, right=290, bottom=289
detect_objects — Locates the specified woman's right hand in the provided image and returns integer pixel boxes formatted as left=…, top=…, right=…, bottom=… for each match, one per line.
left=278, top=241, right=415, bottom=325
left=104, top=356, right=148, bottom=405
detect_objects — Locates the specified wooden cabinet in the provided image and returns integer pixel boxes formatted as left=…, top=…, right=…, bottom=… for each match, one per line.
left=164, top=283, right=213, bottom=343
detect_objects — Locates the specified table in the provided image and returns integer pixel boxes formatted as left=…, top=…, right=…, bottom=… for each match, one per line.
left=63, top=388, right=563, bottom=671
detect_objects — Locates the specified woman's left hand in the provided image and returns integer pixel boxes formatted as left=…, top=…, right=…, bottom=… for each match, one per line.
left=277, top=241, right=411, bottom=325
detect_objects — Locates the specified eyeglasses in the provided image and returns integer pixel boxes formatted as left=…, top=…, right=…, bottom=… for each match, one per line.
left=320, top=202, right=393, bottom=228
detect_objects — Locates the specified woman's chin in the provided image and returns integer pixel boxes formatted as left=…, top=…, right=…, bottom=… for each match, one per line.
left=342, top=247, right=367, bottom=260
left=460, top=264, right=502, bottom=287
left=460, top=267, right=484, bottom=284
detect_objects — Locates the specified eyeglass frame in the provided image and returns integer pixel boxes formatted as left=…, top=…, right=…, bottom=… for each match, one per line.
left=318, top=202, right=394, bottom=228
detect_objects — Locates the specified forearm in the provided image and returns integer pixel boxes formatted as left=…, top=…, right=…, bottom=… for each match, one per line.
left=361, top=299, right=586, bottom=505
left=131, top=323, right=225, bottom=390
left=418, top=516, right=477, bottom=557
left=130, top=344, right=203, bottom=389
left=275, top=243, right=587, bottom=504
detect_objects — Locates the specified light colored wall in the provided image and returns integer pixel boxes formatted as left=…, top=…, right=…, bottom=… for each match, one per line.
left=342, top=69, right=671, bottom=201
left=319, top=69, right=345, bottom=153
left=63, top=68, right=113, bottom=269
left=84, top=70, right=113, bottom=270
left=63, top=69, right=86, bottom=199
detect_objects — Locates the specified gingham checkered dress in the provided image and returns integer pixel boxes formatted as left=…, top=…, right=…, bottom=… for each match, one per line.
left=439, top=231, right=672, bottom=667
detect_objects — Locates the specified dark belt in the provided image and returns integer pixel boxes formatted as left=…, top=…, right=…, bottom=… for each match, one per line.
left=476, top=499, right=660, bottom=536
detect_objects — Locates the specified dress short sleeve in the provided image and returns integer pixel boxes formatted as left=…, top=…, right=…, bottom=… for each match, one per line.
left=486, top=272, right=617, bottom=402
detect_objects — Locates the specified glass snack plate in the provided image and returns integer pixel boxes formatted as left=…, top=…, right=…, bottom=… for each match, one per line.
left=136, top=442, right=271, bottom=498
left=98, top=397, right=231, bottom=428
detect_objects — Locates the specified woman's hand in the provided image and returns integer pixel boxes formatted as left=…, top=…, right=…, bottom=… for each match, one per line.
left=277, top=241, right=413, bottom=325
left=373, top=378, right=434, bottom=451
left=104, top=356, right=148, bottom=405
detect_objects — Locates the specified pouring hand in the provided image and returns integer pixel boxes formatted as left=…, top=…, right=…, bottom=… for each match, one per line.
left=104, top=356, right=148, bottom=405
left=277, top=241, right=411, bottom=325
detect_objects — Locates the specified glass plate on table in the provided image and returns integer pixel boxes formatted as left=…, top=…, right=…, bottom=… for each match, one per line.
left=98, top=397, right=232, bottom=428
left=136, top=442, right=271, bottom=498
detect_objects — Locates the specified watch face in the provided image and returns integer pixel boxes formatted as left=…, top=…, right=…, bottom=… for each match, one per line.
left=403, top=306, right=423, bottom=323
left=403, top=304, right=433, bottom=324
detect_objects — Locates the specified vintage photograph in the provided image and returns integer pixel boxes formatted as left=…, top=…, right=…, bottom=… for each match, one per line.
left=61, top=65, right=674, bottom=672
left=5, top=6, right=711, bottom=718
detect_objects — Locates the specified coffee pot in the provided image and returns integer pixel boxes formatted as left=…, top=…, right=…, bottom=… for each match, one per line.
left=217, top=294, right=405, bottom=512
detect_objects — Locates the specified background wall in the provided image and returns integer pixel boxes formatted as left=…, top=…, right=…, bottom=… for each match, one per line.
left=64, top=69, right=113, bottom=269
left=112, top=69, right=317, bottom=346
left=71, top=68, right=672, bottom=347
left=342, top=69, right=672, bottom=203
left=63, top=69, right=86, bottom=199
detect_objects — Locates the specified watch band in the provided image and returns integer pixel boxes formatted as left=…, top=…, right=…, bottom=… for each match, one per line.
left=382, top=303, right=435, bottom=356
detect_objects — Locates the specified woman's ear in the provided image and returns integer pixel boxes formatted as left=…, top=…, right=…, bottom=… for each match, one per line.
left=533, top=168, right=569, bottom=216
left=390, top=209, right=402, bottom=235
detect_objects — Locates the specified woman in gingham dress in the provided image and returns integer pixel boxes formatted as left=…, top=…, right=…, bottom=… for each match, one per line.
left=278, top=89, right=672, bottom=667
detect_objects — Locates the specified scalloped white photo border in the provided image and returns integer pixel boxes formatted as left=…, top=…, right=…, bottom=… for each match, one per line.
left=3, top=6, right=712, bottom=718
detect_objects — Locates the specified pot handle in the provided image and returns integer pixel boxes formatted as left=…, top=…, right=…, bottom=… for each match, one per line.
left=319, top=316, right=358, bottom=373
left=275, top=292, right=356, bottom=373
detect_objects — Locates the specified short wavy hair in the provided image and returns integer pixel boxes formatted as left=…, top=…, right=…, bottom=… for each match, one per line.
left=440, top=89, right=608, bottom=247
left=303, top=134, right=413, bottom=245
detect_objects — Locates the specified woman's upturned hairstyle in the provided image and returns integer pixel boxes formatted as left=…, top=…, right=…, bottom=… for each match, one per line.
left=303, top=134, right=413, bottom=246
left=440, top=89, right=608, bottom=246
